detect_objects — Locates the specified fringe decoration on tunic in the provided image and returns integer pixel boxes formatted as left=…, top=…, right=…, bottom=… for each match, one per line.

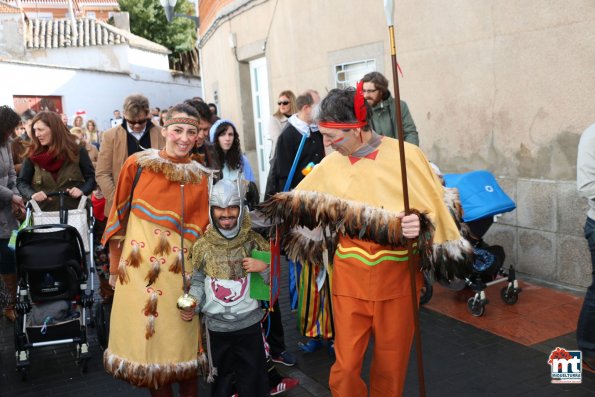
left=145, top=315, right=156, bottom=339
left=128, top=242, right=142, bottom=268
left=153, top=230, right=171, bottom=256
left=104, top=349, right=199, bottom=388
left=136, top=149, right=215, bottom=184
left=259, top=190, right=473, bottom=282
left=143, top=291, right=158, bottom=316
left=117, top=259, right=129, bottom=284
left=169, top=251, right=183, bottom=274
left=143, top=291, right=158, bottom=340
left=260, top=191, right=408, bottom=246
left=196, top=317, right=208, bottom=375
left=145, top=257, right=162, bottom=286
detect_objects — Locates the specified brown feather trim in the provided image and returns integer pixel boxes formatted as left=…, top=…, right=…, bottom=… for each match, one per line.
left=169, top=252, right=183, bottom=274
left=153, top=230, right=172, bottom=256
left=261, top=191, right=473, bottom=282
left=135, top=149, right=215, bottom=184
left=145, top=315, right=156, bottom=339
left=104, top=349, right=199, bottom=388
left=128, top=243, right=142, bottom=268
left=260, top=191, right=407, bottom=247
left=145, top=257, right=163, bottom=286
left=143, top=292, right=158, bottom=316
left=117, top=259, right=129, bottom=284
left=282, top=227, right=337, bottom=266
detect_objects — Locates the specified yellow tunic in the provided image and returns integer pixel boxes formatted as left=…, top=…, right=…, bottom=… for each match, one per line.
left=262, top=137, right=472, bottom=283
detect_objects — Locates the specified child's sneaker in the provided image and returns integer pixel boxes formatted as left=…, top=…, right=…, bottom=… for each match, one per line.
left=271, top=350, right=297, bottom=366
left=297, top=338, right=322, bottom=353
left=270, top=377, right=299, bottom=395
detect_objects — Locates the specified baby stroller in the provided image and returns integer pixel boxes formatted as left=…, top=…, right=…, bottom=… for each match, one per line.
left=421, top=170, right=521, bottom=317
left=13, top=192, right=95, bottom=380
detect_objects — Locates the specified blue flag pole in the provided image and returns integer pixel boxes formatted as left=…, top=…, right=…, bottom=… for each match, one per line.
left=283, top=132, right=309, bottom=192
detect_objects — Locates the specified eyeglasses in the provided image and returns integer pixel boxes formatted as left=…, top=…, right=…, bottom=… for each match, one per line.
left=362, top=89, right=378, bottom=94
left=126, top=118, right=148, bottom=126
left=277, top=101, right=290, bottom=106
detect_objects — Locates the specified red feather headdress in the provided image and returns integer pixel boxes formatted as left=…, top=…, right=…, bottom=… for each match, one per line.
left=318, top=80, right=368, bottom=130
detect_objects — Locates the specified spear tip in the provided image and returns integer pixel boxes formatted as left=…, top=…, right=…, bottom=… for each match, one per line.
left=384, top=0, right=395, bottom=27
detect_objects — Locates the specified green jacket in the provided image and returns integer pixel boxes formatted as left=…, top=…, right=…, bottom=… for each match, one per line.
left=371, top=95, right=419, bottom=146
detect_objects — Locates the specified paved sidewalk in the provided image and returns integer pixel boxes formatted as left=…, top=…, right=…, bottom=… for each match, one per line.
left=1, top=266, right=594, bottom=396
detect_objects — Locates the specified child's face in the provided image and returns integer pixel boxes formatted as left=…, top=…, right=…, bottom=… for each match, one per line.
left=212, top=206, right=240, bottom=230
left=93, top=189, right=104, bottom=199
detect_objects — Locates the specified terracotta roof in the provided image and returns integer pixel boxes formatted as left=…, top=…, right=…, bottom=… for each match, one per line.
left=26, top=18, right=125, bottom=48
left=24, top=17, right=170, bottom=54
left=2, top=0, right=119, bottom=15
left=0, top=0, right=22, bottom=13
left=7, top=0, right=118, bottom=7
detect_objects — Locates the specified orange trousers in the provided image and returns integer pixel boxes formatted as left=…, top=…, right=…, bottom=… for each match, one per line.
left=329, top=285, right=421, bottom=397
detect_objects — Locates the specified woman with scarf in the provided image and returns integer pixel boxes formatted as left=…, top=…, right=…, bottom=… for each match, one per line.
left=103, top=103, right=212, bottom=396
left=17, top=111, right=95, bottom=211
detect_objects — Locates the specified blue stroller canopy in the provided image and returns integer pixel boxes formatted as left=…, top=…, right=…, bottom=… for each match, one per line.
left=443, top=170, right=516, bottom=222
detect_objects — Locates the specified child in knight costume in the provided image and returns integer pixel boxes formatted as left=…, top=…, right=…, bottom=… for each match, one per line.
left=102, top=104, right=212, bottom=396
left=261, top=86, right=472, bottom=397
left=181, top=178, right=270, bottom=397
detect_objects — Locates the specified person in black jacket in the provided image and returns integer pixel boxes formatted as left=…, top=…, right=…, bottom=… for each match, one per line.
left=265, top=90, right=324, bottom=197
left=264, top=90, right=325, bottom=366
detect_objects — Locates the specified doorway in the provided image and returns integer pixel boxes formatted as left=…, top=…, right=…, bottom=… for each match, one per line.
left=248, top=57, right=271, bottom=198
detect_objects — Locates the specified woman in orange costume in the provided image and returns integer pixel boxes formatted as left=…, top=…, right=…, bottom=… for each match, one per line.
left=102, top=103, right=213, bottom=397
left=262, top=86, right=472, bottom=396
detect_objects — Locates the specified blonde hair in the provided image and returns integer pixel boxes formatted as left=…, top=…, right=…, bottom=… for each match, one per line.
left=273, top=90, right=297, bottom=118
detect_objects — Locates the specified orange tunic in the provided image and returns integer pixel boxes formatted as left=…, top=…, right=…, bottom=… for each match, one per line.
left=102, top=150, right=212, bottom=388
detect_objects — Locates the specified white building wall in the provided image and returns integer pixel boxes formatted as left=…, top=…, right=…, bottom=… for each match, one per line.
left=28, top=45, right=131, bottom=72
left=129, top=47, right=170, bottom=72
left=198, top=0, right=595, bottom=289
left=1, top=60, right=202, bottom=130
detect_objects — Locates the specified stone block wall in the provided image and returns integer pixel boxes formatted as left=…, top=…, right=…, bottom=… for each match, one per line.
left=484, top=178, right=591, bottom=290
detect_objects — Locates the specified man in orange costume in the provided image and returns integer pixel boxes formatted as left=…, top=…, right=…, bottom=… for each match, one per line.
left=262, top=85, right=471, bottom=396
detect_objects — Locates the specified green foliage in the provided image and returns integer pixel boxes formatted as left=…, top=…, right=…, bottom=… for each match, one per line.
left=118, top=0, right=196, bottom=56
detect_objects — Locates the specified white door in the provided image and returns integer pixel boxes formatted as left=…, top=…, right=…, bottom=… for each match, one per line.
left=249, top=57, right=271, bottom=199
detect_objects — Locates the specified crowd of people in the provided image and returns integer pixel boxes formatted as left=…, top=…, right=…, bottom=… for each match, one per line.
left=1, top=68, right=591, bottom=396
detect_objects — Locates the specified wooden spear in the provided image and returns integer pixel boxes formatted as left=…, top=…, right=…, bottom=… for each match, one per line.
left=383, top=1, right=426, bottom=396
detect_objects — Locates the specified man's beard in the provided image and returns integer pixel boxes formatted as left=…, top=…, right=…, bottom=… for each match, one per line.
left=216, top=216, right=237, bottom=230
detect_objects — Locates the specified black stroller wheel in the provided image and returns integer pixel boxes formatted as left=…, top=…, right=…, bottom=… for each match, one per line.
left=419, top=273, right=433, bottom=305
left=467, top=297, right=485, bottom=317
left=500, top=286, right=519, bottom=305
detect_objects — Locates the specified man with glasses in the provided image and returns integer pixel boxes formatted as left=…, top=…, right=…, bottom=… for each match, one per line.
left=362, top=71, right=419, bottom=146
left=96, top=94, right=165, bottom=217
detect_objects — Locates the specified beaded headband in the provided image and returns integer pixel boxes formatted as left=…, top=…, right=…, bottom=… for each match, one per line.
left=163, top=117, right=200, bottom=129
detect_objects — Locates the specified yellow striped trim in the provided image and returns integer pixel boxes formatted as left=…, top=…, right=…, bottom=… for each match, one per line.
left=335, top=243, right=417, bottom=266
left=337, top=244, right=410, bottom=258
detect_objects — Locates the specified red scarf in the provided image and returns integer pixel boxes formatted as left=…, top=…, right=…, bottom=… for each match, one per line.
left=92, top=194, right=106, bottom=221
left=30, top=151, right=65, bottom=180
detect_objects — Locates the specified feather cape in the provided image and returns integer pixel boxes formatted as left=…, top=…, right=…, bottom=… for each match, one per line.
left=260, top=138, right=472, bottom=281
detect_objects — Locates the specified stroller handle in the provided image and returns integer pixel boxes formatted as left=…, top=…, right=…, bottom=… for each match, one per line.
left=46, top=191, right=66, bottom=197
